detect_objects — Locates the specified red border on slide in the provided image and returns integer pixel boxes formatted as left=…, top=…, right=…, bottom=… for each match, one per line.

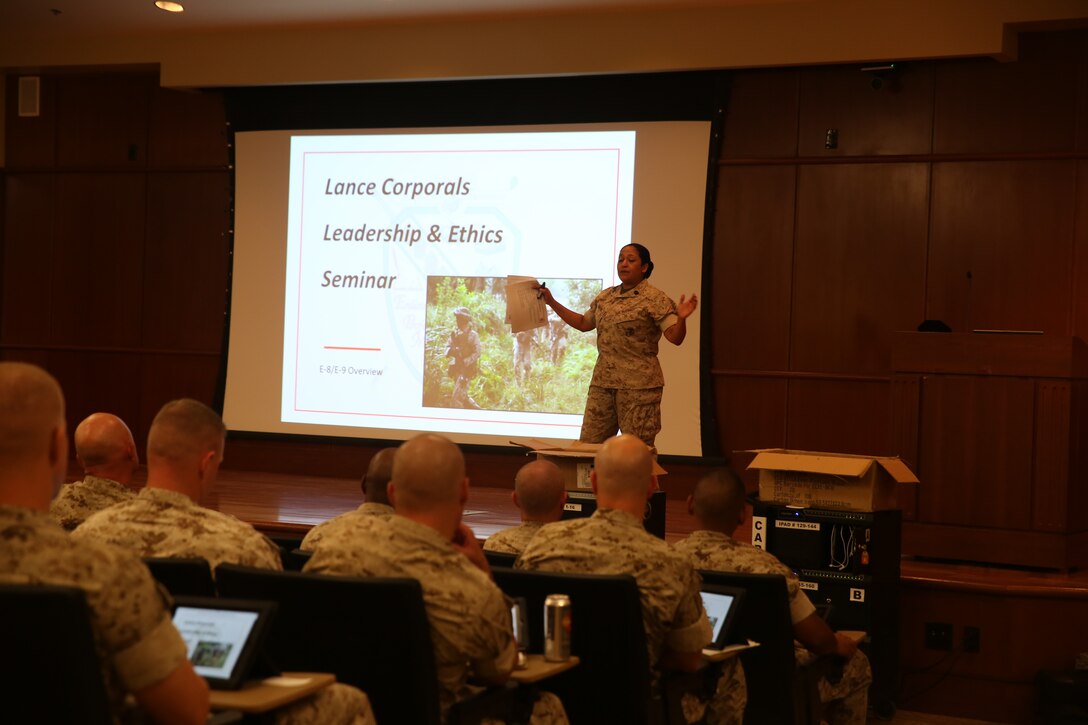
left=293, top=144, right=626, bottom=426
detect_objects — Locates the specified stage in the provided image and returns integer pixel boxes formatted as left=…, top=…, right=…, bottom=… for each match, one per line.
left=204, top=466, right=701, bottom=543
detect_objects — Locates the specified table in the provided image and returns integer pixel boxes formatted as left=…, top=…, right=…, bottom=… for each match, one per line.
left=509, top=654, right=580, bottom=684
left=209, top=671, right=335, bottom=713
left=702, top=639, right=760, bottom=662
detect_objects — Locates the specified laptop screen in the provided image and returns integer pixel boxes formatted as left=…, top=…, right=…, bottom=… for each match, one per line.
left=171, top=597, right=276, bottom=689
left=700, top=585, right=745, bottom=649
left=509, top=597, right=528, bottom=651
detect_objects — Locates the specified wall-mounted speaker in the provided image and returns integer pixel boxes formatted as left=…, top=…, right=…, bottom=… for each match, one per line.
left=18, top=76, right=40, bottom=117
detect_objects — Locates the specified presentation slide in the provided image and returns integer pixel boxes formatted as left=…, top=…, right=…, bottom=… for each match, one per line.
left=225, top=121, right=709, bottom=455
left=282, top=131, right=633, bottom=439
left=173, top=606, right=259, bottom=680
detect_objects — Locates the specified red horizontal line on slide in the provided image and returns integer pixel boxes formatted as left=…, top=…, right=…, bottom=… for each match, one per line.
left=323, top=346, right=382, bottom=351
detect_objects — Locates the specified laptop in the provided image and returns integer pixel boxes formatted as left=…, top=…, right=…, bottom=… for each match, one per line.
left=700, top=584, right=745, bottom=652
left=172, top=596, right=278, bottom=690
left=509, top=597, right=529, bottom=669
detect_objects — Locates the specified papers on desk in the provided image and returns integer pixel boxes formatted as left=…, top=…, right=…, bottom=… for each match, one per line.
left=702, top=639, right=760, bottom=662
left=505, top=276, right=548, bottom=333
left=263, top=676, right=313, bottom=688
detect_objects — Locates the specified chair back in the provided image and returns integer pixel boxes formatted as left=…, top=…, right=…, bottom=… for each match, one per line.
left=699, top=570, right=801, bottom=724
left=0, top=583, right=113, bottom=724
left=215, top=563, right=442, bottom=725
left=483, top=549, right=518, bottom=569
left=144, top=556, right=217, bottom=597
left=280, top=548, right=313, bottom=572
left=493, top=568, right=654, bottom=725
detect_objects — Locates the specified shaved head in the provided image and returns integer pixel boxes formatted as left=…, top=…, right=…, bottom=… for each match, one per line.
left=147, top=399, right=225, bottom=465
left=362, top=448, right=396, bottom=505
left=391, top=433, right=465, bottom=512
left=75, top=413, right=136, bottom=471
left=514, top=460, right=565, bottom=519
left=691, top=468, right=747, bottom=533
left=0, top=362, right=65, bottom=465
left=593, top=434, right=654, bottom=501
left=0, top=362, right=67, bottom=507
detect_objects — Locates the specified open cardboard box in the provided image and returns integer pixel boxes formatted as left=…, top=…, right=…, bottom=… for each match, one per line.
left=746, top=448, right=918, bottom=511
left=511, top=438, right=667, bottom=489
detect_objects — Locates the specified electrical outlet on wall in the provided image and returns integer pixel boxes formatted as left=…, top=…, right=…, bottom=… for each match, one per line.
left=925, top=622, right=953, bottom=650
left=963, top=626, right=981, bottom=653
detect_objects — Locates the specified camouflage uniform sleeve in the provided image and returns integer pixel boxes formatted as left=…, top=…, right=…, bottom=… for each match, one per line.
left=785, top=570, right=817, bottom=624
left=299, top=522, right=324, bottom=552
left=664, top=560, right=712, bottom=655
left=48, top=493, right=80, bottom=531
left=651, top=287, right=679, bottom=332
left=482, top=529, right=515, bottom=554
left=254, top=532, right=285, bottom=571
left=303, top=532, right=361, bottom=576
left=93, top=553, right=189, bottom=692
left=467, top=584, right=518, bottom=682
left=582, top=291, right=601, bottom=330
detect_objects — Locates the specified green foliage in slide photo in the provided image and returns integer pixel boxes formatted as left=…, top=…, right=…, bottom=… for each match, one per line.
left=422, top=276, right=600, bottom=414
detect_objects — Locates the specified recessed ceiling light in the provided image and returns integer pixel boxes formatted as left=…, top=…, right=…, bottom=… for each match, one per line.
left=155, top=1, right=185, bottom=12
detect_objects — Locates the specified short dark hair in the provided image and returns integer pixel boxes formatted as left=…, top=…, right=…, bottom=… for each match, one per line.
left=148, top=399, right=225, bottom=463
left=692, top=467, right=747, bottom=530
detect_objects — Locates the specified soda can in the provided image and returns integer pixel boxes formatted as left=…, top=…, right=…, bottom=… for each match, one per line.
left=544, top=593, right=572, bottom=662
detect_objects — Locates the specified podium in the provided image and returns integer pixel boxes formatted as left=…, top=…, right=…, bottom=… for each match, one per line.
left=891, top=332, right=1088, bottom=569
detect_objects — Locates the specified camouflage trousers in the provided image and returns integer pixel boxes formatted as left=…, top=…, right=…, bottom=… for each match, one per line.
left=796, top=647, right=873, bottom=725
left=273, top=682, right=377, bottom=725
left=578, top=385, right=662, bottom=447
left=480, top=689, right=569, bottom=725
left=452, top=375, right=480, bottom=409
left=680, top=656, right=746, bottom=725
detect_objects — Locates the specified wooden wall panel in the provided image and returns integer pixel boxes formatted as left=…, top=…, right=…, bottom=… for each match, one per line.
left=4, top=74, right=56, bottom=169
left=1078, top=39, right=1088, bottom=152
left=888, top=374, right=920, bottom=520
left=918, top=376, right=1034, bottom=529
left=222, top=436, right=382, bottom=480
left=791, top=163, right=928, bottom=374
left=142, top=172, right=231, bottom=351
left=899, top=569, right=1088, bottom=723
left=711, top=375, right=787, bottom=484
left=712, top=165, right=795, bottom=371
left=1071, top=381, right=1088, bottom=532
left=898, top=585, right=1083, bottom=723
left=51, top=173, right=145, bottom=347
left=720, top=69, right=798, bottom=159
left=0, top=348, right=50, bottom=367
left=785, top=378, right=890, bottom=456
left=1074, top=161, right=1088, bottom=339
left=932, top=34, right=1083, bottom=155
left=56, top=74, right=153, bottom=168
left=1033, top=381, right=1072, bottom=532
left=148, top=88, right=229, bottom=168
left=46, top=350, right=143, bottom=443
left=927, top=161, right=1076, bottom=335
left=798, top=62, right=934, bottom=157
left=139, top=353, right=222, bottom=445
left=2, top=174, right=54, bottom=345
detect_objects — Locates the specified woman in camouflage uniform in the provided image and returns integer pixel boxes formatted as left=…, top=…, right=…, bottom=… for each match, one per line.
left=536, top=243, right=697, bottom=446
